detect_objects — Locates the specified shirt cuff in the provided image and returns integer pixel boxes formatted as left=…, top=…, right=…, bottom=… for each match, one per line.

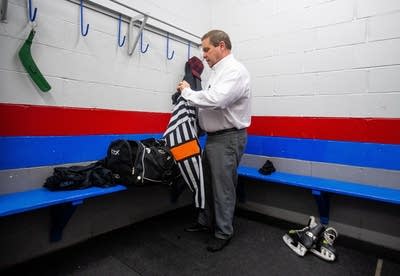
left=181, top=87, right=191, bottom=99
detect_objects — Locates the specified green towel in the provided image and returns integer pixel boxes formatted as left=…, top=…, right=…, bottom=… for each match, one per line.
left=18, top=29, right=51, bottom=92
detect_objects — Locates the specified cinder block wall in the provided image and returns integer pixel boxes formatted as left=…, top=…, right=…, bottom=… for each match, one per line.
left=211, top=0, right=400, bottom=117
left=211, top=0, right=400, bottom=251
left=1, top=0, right=400, bottom=267
left=0, top=0, right=206, bottom=110
left=0, top=0, right=208, bottom=268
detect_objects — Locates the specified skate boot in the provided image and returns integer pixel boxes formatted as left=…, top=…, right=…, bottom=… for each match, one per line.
left=310, top=227, right=338, bottom=261
left=282, top=216, right=325, bottom=257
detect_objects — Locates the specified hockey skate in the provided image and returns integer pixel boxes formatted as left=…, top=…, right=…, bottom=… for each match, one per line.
left=282, top=216, right=325, bottom=257
left=310, top=227, right=338, bottom=262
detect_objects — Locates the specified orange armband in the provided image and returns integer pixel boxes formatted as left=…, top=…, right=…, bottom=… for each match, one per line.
left=170, top=139, right=201, bottom=161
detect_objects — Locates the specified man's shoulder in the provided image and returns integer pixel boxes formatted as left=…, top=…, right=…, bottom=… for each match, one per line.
left=232, top=58, right=250, bottom=78
left=224, top=55, right=246, bottom=70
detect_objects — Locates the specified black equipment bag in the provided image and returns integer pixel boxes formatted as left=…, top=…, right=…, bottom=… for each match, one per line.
left=105, top=138, right=179, bottom=186
left=136, top=138, right=180, bottom=185
left=44, top=161, right=115, bottom=191
left=105, top=139, right=140, bottom=186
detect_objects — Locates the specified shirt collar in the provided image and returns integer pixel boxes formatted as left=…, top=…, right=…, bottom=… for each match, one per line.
left=212, top=54, right=233, bottom=72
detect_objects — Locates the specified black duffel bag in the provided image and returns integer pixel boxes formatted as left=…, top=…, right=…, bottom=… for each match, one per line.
left=105, top=138, right=180, bottom=186
left=44, top=161, right=115, bottom=190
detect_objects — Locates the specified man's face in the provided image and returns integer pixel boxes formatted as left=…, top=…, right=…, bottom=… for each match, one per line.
left=201, top=37, right=222, bottom=68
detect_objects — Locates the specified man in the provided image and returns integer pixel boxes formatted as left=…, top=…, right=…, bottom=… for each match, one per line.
left=177, top=30, right=251, bottom=252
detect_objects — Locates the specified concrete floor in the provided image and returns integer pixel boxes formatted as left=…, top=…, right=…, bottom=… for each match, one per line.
left=2, top=207, right=400, bottom=276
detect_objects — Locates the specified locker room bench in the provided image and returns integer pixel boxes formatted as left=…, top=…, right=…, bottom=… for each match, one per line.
left=0, top=185, right=127, bottom=217
left=237, top=135, right=400, bottom=225
left=0, top=134, right=159, bottom=242
left=237, top=166, right=400, bottom=224
left=0, top=185, right=127, bottom=241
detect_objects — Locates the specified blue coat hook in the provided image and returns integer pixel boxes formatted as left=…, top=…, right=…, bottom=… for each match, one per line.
left=117, top=15, right=125, bottom=47
left=166, top=33, right=174, bottom=60
left=28, top=0, right=37, bottom=22
left=80, top=0, right=89, bottom=36
left=140, top=32, right=149, bottom=53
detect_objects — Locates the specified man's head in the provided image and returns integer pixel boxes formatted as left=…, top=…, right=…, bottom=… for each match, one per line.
left=201, top=30, right=232, bottom=68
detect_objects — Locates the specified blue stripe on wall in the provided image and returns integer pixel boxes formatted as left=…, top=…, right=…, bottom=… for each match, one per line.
left=0, top=134, right=161, bottom=170
left=1, top=134, right=398, bottom=170
left=246, top=136, right=400, bottom=170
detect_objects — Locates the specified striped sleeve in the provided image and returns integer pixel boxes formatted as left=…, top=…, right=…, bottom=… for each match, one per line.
left=163, top=96, right=205, bottom=208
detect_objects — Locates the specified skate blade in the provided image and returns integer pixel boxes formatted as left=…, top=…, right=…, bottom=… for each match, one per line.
left=282, top=234, right=307, bottom=257
left=310, top=247, right=336, bottom=261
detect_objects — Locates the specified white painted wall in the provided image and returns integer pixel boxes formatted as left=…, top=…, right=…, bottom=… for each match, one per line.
left=211, top=0, right=400, bottom=118
left=0, top=0, right=208, bottom=112
left=1, top=0, right=400, bottom=118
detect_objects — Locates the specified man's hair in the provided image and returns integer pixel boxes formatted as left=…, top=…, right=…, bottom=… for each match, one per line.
left=201, top=30, right=232, bottom=50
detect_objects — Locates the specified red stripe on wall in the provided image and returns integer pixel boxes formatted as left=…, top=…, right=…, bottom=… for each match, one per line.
left=1, top=103, right=399, bottom=144
left=0, top=103, right=170, bottom=136
left=249, top=116, right=400, bottom=144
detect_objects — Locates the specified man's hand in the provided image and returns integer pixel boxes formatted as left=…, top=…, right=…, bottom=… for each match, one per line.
left=177, top=80, right=190, bottom=92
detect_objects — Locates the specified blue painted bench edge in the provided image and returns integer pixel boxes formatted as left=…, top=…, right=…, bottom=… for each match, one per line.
left=0, top=185, right=127, bottom=217
left=0, top=185, right=127, bottom=241
left=237, top=166, right=400, bottom=205
left=237, top=166, right=400, bottom=224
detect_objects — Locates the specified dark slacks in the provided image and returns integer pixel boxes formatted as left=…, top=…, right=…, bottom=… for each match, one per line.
left=198, top=128, right=247, bottom=239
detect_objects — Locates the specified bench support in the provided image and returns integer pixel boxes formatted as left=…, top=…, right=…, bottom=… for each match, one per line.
left=312, top=190, right=330, bottom=225
left=50, top=200, right=83, bottom=242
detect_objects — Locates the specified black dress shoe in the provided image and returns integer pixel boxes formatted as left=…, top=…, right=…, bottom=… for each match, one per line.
left=206, top=237, right=231, bottom=252
left=184, top=223, right=210, bottom=232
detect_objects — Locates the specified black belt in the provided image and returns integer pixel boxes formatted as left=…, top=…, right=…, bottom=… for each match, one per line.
left=207, top=127, right=243, bottom=136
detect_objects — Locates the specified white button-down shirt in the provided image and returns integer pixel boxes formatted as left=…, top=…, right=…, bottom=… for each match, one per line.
left=181, top=54, right=251, bottom=132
